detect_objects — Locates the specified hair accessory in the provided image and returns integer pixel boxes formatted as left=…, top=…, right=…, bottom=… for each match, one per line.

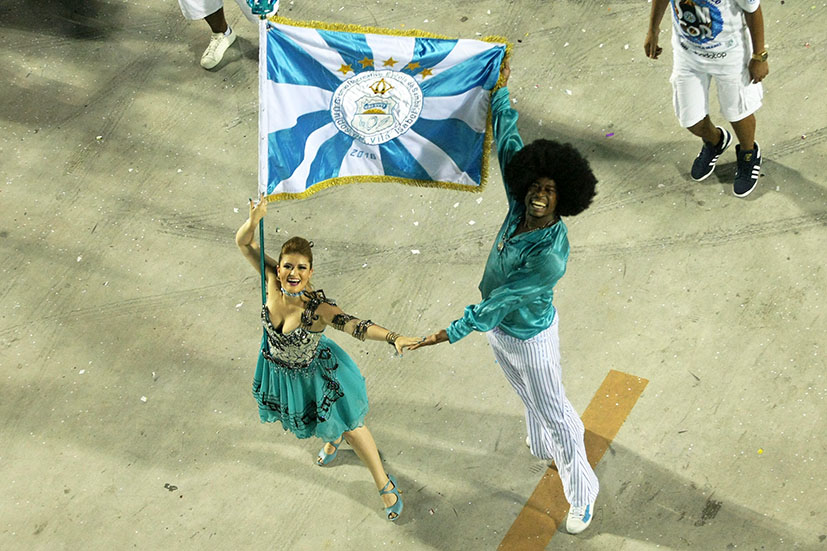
left=308, top=240, right=314, bottom=248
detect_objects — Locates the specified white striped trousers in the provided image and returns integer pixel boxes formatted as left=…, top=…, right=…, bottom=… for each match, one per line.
left=486, top=313, right=599, bottom=507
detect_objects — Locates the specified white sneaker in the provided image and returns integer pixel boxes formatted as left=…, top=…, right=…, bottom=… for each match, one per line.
left=200, top=28, right=236, bottom=69
left=565, top=501, right=595, bottom=534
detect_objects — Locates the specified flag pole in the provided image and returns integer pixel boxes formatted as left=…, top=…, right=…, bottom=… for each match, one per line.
left=257, top=18, right=269, bottom=311
left=258, top=216, right=269, bottom=356
left=258, top=218, right=267, bottom=306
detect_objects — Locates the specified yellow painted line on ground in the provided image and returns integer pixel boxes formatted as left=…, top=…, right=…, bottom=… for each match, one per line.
left=498, top=369, right=649, bottom=550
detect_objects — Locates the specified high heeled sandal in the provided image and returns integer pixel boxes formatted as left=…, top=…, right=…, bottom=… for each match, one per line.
left=379, top=473, right=403, bottom=521
left=316, top=436, right=344, bottom=466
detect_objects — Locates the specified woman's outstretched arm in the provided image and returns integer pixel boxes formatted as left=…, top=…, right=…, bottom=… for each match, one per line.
left=236, top=194, right=278, bottom=273
left=316, top=302, right=421, bottom=355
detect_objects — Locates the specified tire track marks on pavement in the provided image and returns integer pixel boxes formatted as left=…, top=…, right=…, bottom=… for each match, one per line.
left=572, top=211, right=827, bottom=259
left=0, top=278, right=249, bottom=347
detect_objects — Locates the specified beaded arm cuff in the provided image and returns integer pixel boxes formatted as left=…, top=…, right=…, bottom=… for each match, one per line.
left=352, top=319, right=375, bottom=341
left=385, top=331, right=399, bottom=345
left=331, top=313, right=357, bottom=331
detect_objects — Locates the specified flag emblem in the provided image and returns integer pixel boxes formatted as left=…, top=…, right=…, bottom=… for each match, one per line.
left=331, top=70, right=423, bottom=144
left=259, top=18, right=508, bottom=201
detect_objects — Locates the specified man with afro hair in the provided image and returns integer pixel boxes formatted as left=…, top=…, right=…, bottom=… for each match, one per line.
left=411, top=60, right=599, bottom=534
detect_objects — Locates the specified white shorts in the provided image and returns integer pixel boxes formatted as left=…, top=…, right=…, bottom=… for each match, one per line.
left=178, top=0, right=271, bottom=23
left=670, top=43, right=763, bottom=128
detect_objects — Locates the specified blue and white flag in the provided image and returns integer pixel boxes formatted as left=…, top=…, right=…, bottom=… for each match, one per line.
left=258, top=18, right=507, bottom=200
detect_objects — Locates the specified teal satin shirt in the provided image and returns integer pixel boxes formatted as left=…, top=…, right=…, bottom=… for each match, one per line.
left=446, top=87, right=570, bottom=343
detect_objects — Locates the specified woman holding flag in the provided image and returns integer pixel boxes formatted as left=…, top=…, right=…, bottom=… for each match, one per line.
left=236, top=196, right=419, bottom=521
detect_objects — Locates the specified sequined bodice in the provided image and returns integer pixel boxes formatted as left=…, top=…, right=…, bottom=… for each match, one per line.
left=261, top=305, right=323, bottom=369
left=260, top=290, right=336, bottom=371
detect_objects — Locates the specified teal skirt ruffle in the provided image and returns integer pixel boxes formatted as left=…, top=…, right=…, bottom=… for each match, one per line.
left=252, top=334, right=369, bottom=440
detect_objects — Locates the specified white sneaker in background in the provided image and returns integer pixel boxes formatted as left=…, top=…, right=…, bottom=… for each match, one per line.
left=200, top=27, right=236, bottom=69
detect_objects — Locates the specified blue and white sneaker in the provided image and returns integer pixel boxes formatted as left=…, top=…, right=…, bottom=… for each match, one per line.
left=691, top=126, right=732, bottom=181
left=566, top=501, right=595, bottom=534
left=733, top=142, right=761, bottom=197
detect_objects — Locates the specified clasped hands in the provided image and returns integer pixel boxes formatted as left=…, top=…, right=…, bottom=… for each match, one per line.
left=404, top=329, right=449, bottom=352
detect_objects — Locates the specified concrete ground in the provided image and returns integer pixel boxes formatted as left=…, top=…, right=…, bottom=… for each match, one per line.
left=1, top=0, right=825, bottom=549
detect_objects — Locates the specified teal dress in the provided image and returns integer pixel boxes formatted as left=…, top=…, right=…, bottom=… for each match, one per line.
left=252, top=290, right=369, bottom=441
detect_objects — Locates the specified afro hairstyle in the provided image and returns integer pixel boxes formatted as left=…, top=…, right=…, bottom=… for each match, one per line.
left=504, top=139, right=597, bottom=217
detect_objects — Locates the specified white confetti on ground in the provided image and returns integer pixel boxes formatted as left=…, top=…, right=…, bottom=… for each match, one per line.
left=140, top=396, right=147, bottom=403
left=469, top=220, right=476, bottom=225
left=78, top=369, right=85, bottom=375
left=235, top=302, right=244, bottom=308
left=76, top=256, right=82, bottom=262
left=411, top=250, right=421, bottom=255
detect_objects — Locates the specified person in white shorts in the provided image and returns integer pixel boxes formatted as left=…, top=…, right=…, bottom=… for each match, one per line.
left=178, top=0, right=279, bottom=69
left=645, top=0, right=768, bottom=197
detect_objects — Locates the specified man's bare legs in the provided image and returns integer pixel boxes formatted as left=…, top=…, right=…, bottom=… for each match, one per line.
left=204, top=8, right=228, bottom=33
left=688, top=114, right=723, bottom=145
left=730, top=113, right=756, bottom=150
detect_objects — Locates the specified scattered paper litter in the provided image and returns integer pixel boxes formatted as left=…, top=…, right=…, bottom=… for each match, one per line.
left=140, top=396, right=148, bottom=403
left=468, top=220, right=476, bottom=225
left=235, top=302, right=244, bottom=308
left=79, top=369, right=85, bottom=375
left=411, top=249, right=421, bottom=255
